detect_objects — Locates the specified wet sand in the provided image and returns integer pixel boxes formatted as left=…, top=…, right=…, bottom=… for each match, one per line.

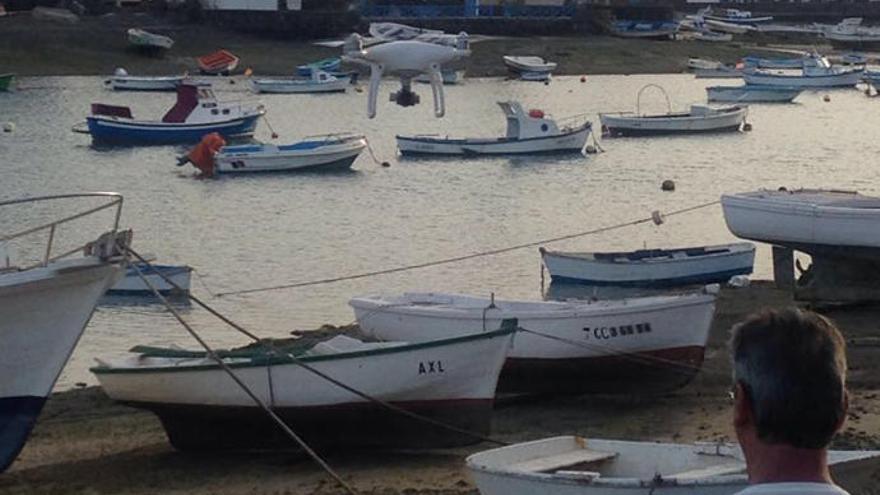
left=3, top=281, right=880, bottom=494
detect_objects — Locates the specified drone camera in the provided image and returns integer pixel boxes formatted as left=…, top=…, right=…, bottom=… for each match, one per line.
left=390, top=88, right=421, bottom=107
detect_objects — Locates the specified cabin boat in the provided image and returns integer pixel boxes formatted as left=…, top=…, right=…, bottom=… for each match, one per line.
left=600, top=105, right=747, bottom=136
left=0, top=73, right=14, bottom=91
left=91, top=324, right=516, bottom=451
left=250, top=70, right=349, bottom=94
left=397, top=101, right=591, bottom=156
left=539, top=242, right=755, bottom=287
left=609, top=20, right=679, bottom=40
left=296, top=57, right=341, bottom=76
left=704, top=8, right=773, bottom=25
left=349, top=288, right=717, bottom=395
left=107, top=262, right=192, bottom=295
left=127, top=28, right=173, bottom=53
left=502, top=56, right=556, bottom=78
left=80, top=84, right=264, bottom=145
left=0, top=193, right=130, bottom=473
left=743, top=54, right=864, bottom=88
left=197, top=50, right=240, bottom=75
left=466, top=436, right=880, bottom=495
left=706, top=85, right=802, bottom=103
left=211, top=134, right=367, bottom=174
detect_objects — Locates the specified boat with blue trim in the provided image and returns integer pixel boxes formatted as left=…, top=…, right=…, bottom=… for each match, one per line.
left=704, top=8, right=773, bottom=25
left=251, top=70, right=349, bottom=94
left=707, top=85, right=803, bottom=103
left=77, top=84, right=264, bottom=145
left=107, top=262, right=192, bottom=295
left=295, top=57, right=341, bottom=76
left=743, top=54, right=864, bottom=88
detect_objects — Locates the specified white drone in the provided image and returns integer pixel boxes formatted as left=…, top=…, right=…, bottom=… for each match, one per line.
left=322, top=23, right=471, bottom=119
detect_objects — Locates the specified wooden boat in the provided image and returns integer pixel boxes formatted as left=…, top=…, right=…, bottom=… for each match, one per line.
left=0, top=73, right=14, bottom=92
left=91, top=324, right=516, bottom=451
left=126, top=28, right=173, bottom=53
left=397, top=101, right=590, bottom=156
left=349, top=288, right=717, bottom=395
left=722, top=189, right=880, bottom=258
left=539, top=242, right=755, bottom=287
left=295, top=57, right=341, bottom=76
left=503, top=56, right=556, bottom=74
left=743, top=55, right=864, bottom=88
left=212, top=134, right=367, bottom=173
left=706, top=85, right=802, bottom=103
left=251, top=70, right=349, bottom=94
left=197, top=50, right=240, bottom=75
left=78, top=84, right=264, bottom=145
left=466, top=436, right=880, bottom=495
left=0, top=193, right=129, bottom=472
left=609, top=20, right=679, bottom=40
left=108, top=263, right=192, bottom=295
left=601, top=105, right=746, bottom=136
left=704, top=8, right=773, bottom=25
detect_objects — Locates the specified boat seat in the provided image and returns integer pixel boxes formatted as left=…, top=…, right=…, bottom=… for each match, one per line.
left=508, top=449, right=617, bottom=473
left=670, top=462, right=745, bottom=480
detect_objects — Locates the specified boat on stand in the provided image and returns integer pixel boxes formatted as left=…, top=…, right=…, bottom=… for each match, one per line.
left=0, top=193, right=131, bottom=473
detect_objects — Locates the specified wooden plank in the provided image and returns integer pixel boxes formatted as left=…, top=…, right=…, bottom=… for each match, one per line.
left=509, top=450, right=617, bottom=473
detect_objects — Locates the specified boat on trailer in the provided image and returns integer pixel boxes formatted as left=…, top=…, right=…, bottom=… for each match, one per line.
left=211, top=134, right=367, bottom=174
left=0, top=193, right=130, bottom=473
left=349, top=288, right=717, bottom=395
left=251, top=70, right=349, bottom=94
left=706, top=84, right=802, bottom=103
left=539, top=242, right=755, bottom=288
left=397, top=101, right=591, bottom=156
left=92, top=323, right=516, bottom=451
left=108, top=262, right=192, bottom=295
left=466, top=436, right=880, bottom=495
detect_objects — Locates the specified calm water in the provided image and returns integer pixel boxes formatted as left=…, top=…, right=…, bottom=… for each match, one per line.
left=2, top=74, right=878, bottom=389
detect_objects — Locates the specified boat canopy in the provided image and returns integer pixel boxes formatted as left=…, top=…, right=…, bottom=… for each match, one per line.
left=499, top=101, right=561, bottom=139
left=162, top=85, right=215, bottom=123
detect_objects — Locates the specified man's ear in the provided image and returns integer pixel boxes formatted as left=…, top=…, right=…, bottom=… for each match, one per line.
left=733, top=381, right=753, bottom=428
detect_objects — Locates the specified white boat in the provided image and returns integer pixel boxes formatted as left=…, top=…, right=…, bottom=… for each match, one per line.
left=687, top=58, right=722, bottom=70
left=539, top=242, right=755, bottom=287
left=609, top=20, right=679, bottom=40
left=126, top=28, right=173, bottom=52
left=250, top=70, right=349, bottom=94
left=600, top=105, right=746, bottom=137
left=822, top=17, right=880, bottom=50
left=704, top=18, right=752, bottom=34
left=743, top=54, right=864, bottom=88
left=108, top=262, right=191, bottom=295
left=503, top=56, right=557, bottom=74
left=693, top=30, right=733, bottom=42
left=92, top=324, right=515, bottom=450
left=466, top=436, right=880, bottom=495
left=104, top=68, right=188, bottom=92
left=349, top=288, right=717, bottom=395
left=706, top=85, right=802, bottom=103
left=722, top=189, right=880, bottom=258
left=0, top=193, right=130, bottom=472
left=212, top=134, right=367, bottom=173
left=519, top=71, right=552, bottom=82
left=704, top=8, right=773, bottom=25
left=693, top=66, right=743, bottom=79
left=397, top=101, right=590, bottom=156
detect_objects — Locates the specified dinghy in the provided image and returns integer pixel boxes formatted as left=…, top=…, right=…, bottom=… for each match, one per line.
left=92, top=324, right=515, bottom=450
left=539, top=242, right=755, bottom=287
left=722, top=189, right=880, bottom=257
left=104, top=67, right=190, bottom=92
left=197, top=49, right=240, bottom=75
left=609, top=20, right=679, bottom=39
left=397, top=101, right=591, bottom=156
left=600, top=105, right=746, bottom=136
left=743, top=54, right=864, bottom=88
left=466, top=436, right=880, bottom=495
left=251, top=70, right=349, bottom=94
left=78, top=84, right=264, bottom=145
left=0, top=73, right=14, bottom=92
left=127, top=28, right=173, bottom=53
left=502, top=56, right=557, bottom=74
left=706, top=84, right=802, bottom=103
left=0, top=193, right=130, bottom=472
left=208, top=134, right=367, bottom=174
left=349, top=288, right=717, bottom=395
left=108, top=262, right=192, bottom=295
left=295, top=57, right=341, bottom=76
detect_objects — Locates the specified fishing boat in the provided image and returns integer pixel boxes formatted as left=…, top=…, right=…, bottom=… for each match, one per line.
left=0, top=193, right=130, bottom=473
left=704, top=8, right=774, bottom=25
left=415, top=69, right=465, bottom=85
left=108, top=262, right=191, bottom=295
left=104, top=67, right=188, bottom=92
left=539, top=242, right=755, bottom=287
left=822, top=17, right=880, bottom=50
left=251, top=70, right=349, bottom=94
left=295, top=57, right=341, bottom=76
left=396, top=101, right=591, bottom=156
left=706, top=84, right=802, bottom=103
left=197, top=49, right=240, bottom=75
left=126, top=28, right=173, bottom=54
left=349, top=288, right=717, bottom=395
left=609, top=20, right=679, bottom=40
left=742, top=55, right=807, bottom=69
left=502, top=56, right=556, bottom=77
left=743, top=54, right=864, bottom=88
left=206, top=134, right=367, bottom=174
left=91, top=324, right=516, bottom=450
left=466, top=436, right=880, bottom=495
left=0, top=73, right=14, bottom=91
left=77, top=84, right=264, bottom=145
left=722, top=189, right=880, bottom=257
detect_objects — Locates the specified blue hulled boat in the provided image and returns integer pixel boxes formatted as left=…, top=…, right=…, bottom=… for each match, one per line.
left=296, top=57, right=341, bottom=76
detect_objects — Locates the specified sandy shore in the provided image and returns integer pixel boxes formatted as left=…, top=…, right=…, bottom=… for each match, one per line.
left=2, top=281, right=880, bottom=494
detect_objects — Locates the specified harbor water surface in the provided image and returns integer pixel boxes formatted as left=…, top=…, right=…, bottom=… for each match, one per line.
left=2, top=74, right=877, bottom=389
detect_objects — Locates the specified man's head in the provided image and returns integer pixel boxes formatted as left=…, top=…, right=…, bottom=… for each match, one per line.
left=731, top=308, right=848, bottom=450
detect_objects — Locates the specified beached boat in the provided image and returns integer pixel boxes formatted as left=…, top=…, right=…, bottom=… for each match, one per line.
left=704, top=8, right=773, bottom=25
left=467, top=436, right=880, bottom=495
left=126, top=28, right=173, bottom=53
left=78, top=84, right=264, bottom=145
left=743, top=55, right=864, bottom=88
left=693, top=66, right=743, bottom=79
left=92, top=324, right=516, bottom=450
left=295, top=57, right=341, bottom=76
left=197, top=49, right=240, bottom=75
left=104, top=67, right=187, bottom=92
left=706, top=84, right=802, bottom=103
left=693, top=30, right=733, bottom=42
left=0, top=193, right=130, bottom=473
left=108, top=262, right=191, bottom=295
left=0, top=73, right=14, bottom=91
left=539, top=242, right=755, bottom=287
left=397, top=101, right=591, bottom=156
left=251, top=70, right=349, bottom=94
left=502, top=56, right=556, bottom=76
left=609, top=20, right=679, bottom=40
left=687, top=58, right=722, bottom=70
left=600, top=104, right=746, bottom=137
left=350, top=288, right=717, bottom=394
left=212, top=134, right=367, bottom=174
left=722, top=189, right=880, bottom=258
left=742, top=55, right=806, bottom=69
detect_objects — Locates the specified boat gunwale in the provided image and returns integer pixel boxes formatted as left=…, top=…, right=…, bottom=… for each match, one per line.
left=540, top=242, right=755, bottom=265
left=722, top=193, right=880, bottom=216
left=396, top=121, right=591, bottom=145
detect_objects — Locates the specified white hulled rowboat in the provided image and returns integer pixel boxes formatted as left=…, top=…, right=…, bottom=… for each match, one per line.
left=721, top=189, right=880, bottom=259
left=104, top=68, right=190, bottom=92
left=108, top=262, right=192, bottom=295
left=0, top=193, right=130, bottom=472
left=466, top=436, right=880, bottom=495
left=503, top=56, right=557, bottom=74
left=706, top=85, right=802, bottom=103
left=250, top=70, right=349, bottom=94
left=397, top=101, right=590, bottom=156
left=214, top=134, right=367, bottom=173
left=600, top=105, right=746, bottom=137
left=539, top=243, right=755, bottom=287
left=126, top=28, right=173, bottom=52
left=92, top=324, right=515, bottom=450
left=349, top=289, right=717, bottom=395
left=687, top=58, right=722, bottom=70
left=743, top=54, right=864, bottom=88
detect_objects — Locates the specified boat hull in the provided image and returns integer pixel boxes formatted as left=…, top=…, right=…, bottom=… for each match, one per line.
left=743, top=69, right=864, bottom=88
left=600, top=107, right=746, bottom=137
left=693, top=68, right=742, bottom=79
left=86, top=114, right=261, bottom=145
left=107, top=264, right=191, bottom=295
left=397, top=124, right=590, bottom=156
left=215, top=139, right=366, bottom=173
left=706, top=86, right=801, bottom=103
left=250, top=78, right=348, bottom=94
left=107, top=77, right=184, bottom=92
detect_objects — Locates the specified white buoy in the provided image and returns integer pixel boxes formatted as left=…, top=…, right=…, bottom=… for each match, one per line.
left=3, top=122, right=14, bottom=133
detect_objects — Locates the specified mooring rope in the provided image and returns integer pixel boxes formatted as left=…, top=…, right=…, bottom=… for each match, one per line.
left=216, top=200, right=721, bottom=298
